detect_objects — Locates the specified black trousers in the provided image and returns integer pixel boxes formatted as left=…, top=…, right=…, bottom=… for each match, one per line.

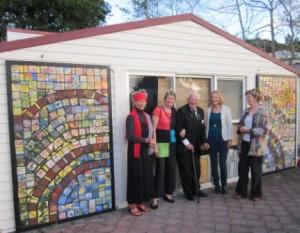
left=249, top=156, right=263, bottom=199
left=177, top=150, right=201, bottom=197
left=235, top=141, right=250, bottom=197
left=235, top=141, right=263, bottom=198
left=153, top=156, right=176, bottom=198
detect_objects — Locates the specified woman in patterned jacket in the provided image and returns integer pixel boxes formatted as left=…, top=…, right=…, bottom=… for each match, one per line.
left=234, top=89, right=268, bottom=201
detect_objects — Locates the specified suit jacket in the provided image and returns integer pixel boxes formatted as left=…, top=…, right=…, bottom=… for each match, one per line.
left=176, top=104, right=206, bottom=156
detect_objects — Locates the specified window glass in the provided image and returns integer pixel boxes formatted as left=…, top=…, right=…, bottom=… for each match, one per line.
left=217, top=79, right=243, bottom=120
left=176, top=77, right=211, bottom=109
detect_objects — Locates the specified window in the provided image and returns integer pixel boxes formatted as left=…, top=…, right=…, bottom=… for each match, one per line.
left=175, top=76, right=211, bottom=109
left=217, top=79, right=244, bottom=121
left=217, top=78, right=245, bottom=146
left=129, top=75, right=173, bottom=114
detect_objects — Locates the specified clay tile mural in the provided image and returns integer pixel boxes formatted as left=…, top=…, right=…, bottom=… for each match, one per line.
left=6, top=61, right=114, bottom=231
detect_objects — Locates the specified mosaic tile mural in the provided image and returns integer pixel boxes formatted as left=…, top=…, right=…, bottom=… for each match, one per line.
left=258, top=75, right=296, bottom=172
left=6, top=61, right=114, bottom=230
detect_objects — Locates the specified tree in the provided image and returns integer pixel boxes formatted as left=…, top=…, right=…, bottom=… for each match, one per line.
left=0, top=0, right=111, bottom=41
left=203, top=0, right=260, bottom=40
left=244, top=0, right=281, bottom=57
left=119, top=0, right=203, bottom=19
left=278, top=0, right=300, bottom=64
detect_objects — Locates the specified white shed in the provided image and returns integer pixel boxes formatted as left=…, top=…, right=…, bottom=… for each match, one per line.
left=0, top=14, right=298, bottom=232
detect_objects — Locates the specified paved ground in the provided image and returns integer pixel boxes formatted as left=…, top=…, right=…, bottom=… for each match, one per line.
left=29, top=168, right=300, bottom=233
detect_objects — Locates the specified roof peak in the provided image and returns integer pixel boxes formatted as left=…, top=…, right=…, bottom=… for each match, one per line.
left=1, top=13, right=299, bottom=76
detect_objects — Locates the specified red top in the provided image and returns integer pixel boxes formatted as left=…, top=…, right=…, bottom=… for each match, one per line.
left=152, top=106, right=171, bottom=130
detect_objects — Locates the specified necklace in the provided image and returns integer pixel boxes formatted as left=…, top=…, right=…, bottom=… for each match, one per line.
left=162, top=106, right=171, bottom=118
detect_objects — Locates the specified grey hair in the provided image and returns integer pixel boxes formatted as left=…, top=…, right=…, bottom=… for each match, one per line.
left=186, top=90, right=200, bottom=101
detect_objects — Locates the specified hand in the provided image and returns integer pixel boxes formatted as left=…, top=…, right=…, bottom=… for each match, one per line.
left=150, top=138, right=156, bottom=145
left=239, top=126, right=250, bottom=133
left=144, top=137, right=150, bottom=143
left=153, top=144, right=159, bottom=157
left=186, top=143, right=194, bottom=151
left=227, top=140, right=232, bottom=149
left=201, top=143, right=209, bottom=150
left=149, top=142, right=155, bottom=149
left=179, top=129, right=186, bottom=138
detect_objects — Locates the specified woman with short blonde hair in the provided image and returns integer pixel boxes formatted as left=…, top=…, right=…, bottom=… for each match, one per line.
left=207, top=90, right=232, bottom=194
left=151, top=90, right=177, bottom=209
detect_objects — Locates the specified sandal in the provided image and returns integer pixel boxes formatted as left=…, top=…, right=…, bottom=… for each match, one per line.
left=128, top=207, right=142, bottom=216
left=137, top=204, right=151, bottom=212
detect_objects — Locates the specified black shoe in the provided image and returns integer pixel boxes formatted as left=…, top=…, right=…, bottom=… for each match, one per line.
left=150, top=200, right=158, bottom=209
left=197, top=190, right=208, bottom=197
left=185, top=195, right=195, bottom=201
left=164, top=195, right=175, bottom=203
left=214, top=186, right=221, bottom=194
left=221, top=186, right=227, bottom=195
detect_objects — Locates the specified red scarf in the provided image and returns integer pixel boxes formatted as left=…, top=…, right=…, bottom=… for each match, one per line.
left=129, top=108, right=149, bottom=159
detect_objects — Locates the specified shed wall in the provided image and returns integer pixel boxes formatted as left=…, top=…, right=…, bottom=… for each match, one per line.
left=0, top=20, right=297, bottom=232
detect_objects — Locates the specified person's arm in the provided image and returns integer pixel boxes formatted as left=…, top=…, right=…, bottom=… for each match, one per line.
left=250, top=110, right=268, bottom=137
left=237, top=110, right=246, bottom=134
left=226, top=106, right=233, bottom=139
left=176, top=108, right=186, bottom=141
left=151, top=107, right=160, bottom=142
left=176, top=108, right=193, bottom=150
left=152, top=115, right=159, bottom=141
left=226, top=106, right=233, bottom=148
left=199, top=108, right=209, bottom=150
left=199, top=108, right=206, bottom=144
left=126, top=115, right=148, bottom=143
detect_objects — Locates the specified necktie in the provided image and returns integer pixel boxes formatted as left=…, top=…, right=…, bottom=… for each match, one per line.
left=193, top=109, right=198, bottom=120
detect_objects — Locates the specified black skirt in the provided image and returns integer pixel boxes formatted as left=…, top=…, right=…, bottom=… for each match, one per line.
left=127, top=143, right=153, bottom=204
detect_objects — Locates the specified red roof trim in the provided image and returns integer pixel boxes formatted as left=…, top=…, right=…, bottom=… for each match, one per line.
left=1, top=13, right=299, bottom=76
left=7, top=28, right=56, bottom=36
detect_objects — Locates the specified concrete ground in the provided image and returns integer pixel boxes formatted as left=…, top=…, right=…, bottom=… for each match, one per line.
left=29, top=168, right=300, bottom=233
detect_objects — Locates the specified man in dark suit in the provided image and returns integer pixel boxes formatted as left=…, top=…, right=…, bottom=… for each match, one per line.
left=176, top=91, right=209, bottom=200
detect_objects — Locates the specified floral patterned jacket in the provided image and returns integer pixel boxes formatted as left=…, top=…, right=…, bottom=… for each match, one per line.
left=237, top=107, right=268, bottom=157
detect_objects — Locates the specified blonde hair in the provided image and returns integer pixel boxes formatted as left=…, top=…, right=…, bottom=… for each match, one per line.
left=164, top=89, right=176, bottom=100
left=210, top=90, right=224, bottom=105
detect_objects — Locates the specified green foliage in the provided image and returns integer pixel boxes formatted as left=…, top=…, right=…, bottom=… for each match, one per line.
left=0, top=0, right=111, bottom=41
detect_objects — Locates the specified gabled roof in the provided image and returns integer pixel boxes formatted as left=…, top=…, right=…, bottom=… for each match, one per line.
left=1, top=13, right=299, bottom=76
left=6, top=28, right=56, bottom=36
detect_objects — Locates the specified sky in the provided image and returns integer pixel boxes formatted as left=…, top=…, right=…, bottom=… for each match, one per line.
left=106, top=0, right=129, bottom=25
left=104, top=0, right=282, bottom=42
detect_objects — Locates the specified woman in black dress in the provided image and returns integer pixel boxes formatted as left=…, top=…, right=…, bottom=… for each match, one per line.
left=126, top=89, right=153, bottom=216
